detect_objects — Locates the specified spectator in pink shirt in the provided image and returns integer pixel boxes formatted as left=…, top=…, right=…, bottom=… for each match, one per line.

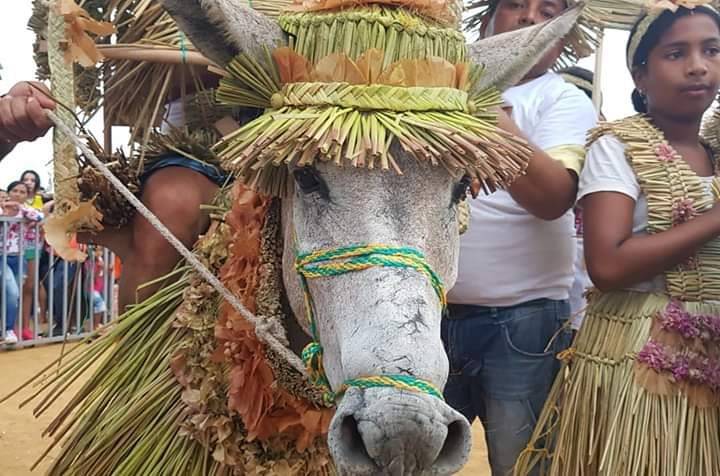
left=1, top=181, right=43, bottom=343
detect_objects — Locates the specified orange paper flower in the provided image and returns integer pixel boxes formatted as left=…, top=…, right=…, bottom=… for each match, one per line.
left=273, top=47, right=470, bottom=89
left=59, top=0, right=116, bottom=67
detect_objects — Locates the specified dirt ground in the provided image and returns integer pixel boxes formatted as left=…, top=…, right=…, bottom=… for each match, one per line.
left=0, top=344, right=490, bottom=475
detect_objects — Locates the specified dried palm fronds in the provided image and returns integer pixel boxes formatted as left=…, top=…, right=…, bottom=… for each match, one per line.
left=29, top=0, right=108, bottom=117
left=8, top=184, right=336, bottom=475
left=288, top=0, right=463, bottom=27
left=140, top=127, right=224, bottom=172
left=101, top=0, right=291, bottom=143
left=76, top=135, right=139, bottom=228
left=214, top=7, right=529, bottom=197
left=515, top=291, right=720, bottom=476
left=102, top=2, right=205, bottom=145
left=702, top=103, right=720, bottom=153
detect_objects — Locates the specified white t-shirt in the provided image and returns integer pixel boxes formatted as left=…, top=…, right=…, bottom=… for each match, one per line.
left=578, top=134, right=715, bottom=292
left=449, top=72, right=598, bottom=307
left=161, top=98, right=186, bottom=132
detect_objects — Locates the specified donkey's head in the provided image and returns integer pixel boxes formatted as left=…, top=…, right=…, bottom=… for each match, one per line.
left=279, top=151, right=467, bottom=474
left=162, top=1, right=581, bottom=473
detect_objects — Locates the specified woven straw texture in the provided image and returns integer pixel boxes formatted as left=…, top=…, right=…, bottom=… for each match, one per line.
left=49, top=0, right=80, bottom=209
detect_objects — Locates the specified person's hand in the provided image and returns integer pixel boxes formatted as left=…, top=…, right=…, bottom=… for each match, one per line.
left=2, top=201, right=20, bottom=216
left=0, top=81, right=56, bottom=145
left=494, top=105, right=522, bottom=137
left=42, top=199, right=55, bottom=215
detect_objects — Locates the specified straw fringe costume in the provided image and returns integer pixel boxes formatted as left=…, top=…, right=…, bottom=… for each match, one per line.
left=514, top=114, right=720, bottom=476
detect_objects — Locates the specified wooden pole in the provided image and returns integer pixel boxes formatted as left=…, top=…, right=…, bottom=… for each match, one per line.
left=97, top=45, right=214, bottom=66
left=593, top=29, right=604, bottom=114
left=103, top=65, right=112, bottom=156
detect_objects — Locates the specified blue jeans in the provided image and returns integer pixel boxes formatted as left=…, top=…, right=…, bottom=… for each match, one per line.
left=140, top=155, right=228, bottom=187
left=44, top=259, right=77, bottom=335
left=2, top=255, right=23, bottom=332
left=441, top=299, right=572, bottom=476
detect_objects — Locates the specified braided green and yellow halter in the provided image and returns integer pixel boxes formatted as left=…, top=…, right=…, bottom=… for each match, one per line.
left=295, top=243, right=446, bottom=404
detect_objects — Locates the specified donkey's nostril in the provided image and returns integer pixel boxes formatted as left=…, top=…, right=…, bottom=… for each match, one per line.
left=336, top=414, right=378, bottom=471
left=432, top=418, right=473, bottom=473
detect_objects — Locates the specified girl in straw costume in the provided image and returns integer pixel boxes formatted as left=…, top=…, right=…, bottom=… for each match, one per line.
left=515, top=3, right=720, bottom=475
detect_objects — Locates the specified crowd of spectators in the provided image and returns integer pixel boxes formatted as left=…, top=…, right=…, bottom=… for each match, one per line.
left=0, top=170, right=111, bottom=344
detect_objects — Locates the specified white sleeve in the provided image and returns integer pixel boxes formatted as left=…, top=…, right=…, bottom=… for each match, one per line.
left=531, top=87, right=598, bottom=151
left=578, top=135, right=641, bottom=202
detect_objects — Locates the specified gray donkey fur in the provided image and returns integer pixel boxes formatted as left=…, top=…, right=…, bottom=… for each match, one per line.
left=162, top=0, right=286, bottom=66
left=469, top=5, right=583, bottom=90
left=160, top=1, right=582, bottom=474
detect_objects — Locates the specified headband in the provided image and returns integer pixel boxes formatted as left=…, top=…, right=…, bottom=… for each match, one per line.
left=627, top=1, right=717, bottom=70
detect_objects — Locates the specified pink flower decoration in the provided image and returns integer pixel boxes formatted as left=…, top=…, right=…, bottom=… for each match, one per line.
left=657, top=301, right=720, bottom=341
left=660, top=301, right=700, bottom=339
left=637, top=340, right=669, bottom=372
left=655, top=143, right=677, bottom=162
left=672, top=197, right=697, bottom=225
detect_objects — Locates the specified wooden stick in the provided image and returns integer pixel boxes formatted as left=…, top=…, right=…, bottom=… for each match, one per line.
left=593, top=29, right=604, bottom=114
left=97, top=45, right=215, bottom=67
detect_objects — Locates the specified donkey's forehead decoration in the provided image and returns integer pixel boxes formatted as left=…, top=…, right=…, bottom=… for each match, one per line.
left=162, top=0, right=595, bottom=196
left=288, top=0, right=465, bottom=26
left=209, top=3, right=539, bottom=196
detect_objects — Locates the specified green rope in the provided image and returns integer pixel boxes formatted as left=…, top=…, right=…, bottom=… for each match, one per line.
left=179, top=31, right=187, bottom=64
left=295, top=243, right=446, bottom=405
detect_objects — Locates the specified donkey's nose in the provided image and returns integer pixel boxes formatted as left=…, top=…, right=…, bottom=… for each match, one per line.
left=329, top=388, right=472, bottom=475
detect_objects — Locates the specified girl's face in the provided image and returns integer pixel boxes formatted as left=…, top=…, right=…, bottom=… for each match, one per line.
left=634, top=13, right=720, bottom=121
left=0, top=191, right=8, bottom=203
left=9, top=184, right=28, bottom=203
left=22, top=173, right=37, bottom=193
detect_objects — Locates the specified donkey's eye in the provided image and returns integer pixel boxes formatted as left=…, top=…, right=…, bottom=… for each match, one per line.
left=451, top=175, right=472, bottom=204
left=293, top=166, right=329, bottom=199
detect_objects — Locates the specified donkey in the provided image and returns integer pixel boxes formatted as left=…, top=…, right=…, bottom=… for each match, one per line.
left=160, top=1, right=582, bottom=474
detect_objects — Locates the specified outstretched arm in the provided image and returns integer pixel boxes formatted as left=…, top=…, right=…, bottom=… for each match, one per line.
left=0, top=82, right=56, bottom=159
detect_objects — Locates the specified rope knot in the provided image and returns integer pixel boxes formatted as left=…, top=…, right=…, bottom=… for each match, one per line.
left=557, top=347, right=576, bottom=363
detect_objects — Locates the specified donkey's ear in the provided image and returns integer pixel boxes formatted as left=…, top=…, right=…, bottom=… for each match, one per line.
left=161, top=0, right=287, bottom=67
left=468, top=5, right=583, bottom=92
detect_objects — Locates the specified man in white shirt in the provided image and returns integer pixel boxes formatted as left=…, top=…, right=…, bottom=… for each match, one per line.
left=442, top=1, right=598, bottom=474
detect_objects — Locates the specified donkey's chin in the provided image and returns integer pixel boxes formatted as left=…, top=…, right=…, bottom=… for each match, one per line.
left=328, top=387, right=471, bottom=475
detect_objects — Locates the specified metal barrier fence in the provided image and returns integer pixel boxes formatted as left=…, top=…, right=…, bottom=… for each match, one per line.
left=0, top=216, right=117, bottom=348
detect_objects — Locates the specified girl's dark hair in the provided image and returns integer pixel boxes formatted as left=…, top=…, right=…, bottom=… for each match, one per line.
left=21, top=170, right=41, bottom=194
left=627, top=6, right=720, bottom=113
left=558, top=66, right=594, bottom=99
left=7, top=181, right=26, bottom=194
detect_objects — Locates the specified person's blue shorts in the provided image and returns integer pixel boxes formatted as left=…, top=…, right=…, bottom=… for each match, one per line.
left=140, top=155, right=228, bottom=187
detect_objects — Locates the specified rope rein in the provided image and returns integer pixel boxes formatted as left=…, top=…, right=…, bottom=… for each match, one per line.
left=296, top=243, right=446, bottom=404
left=48, top=110, right=446, bottom=404
left=47, top=111, right=308, bottom=377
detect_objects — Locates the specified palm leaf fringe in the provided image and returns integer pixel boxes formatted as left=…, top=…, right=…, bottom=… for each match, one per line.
left=8, top=273, right=221, bottom=476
